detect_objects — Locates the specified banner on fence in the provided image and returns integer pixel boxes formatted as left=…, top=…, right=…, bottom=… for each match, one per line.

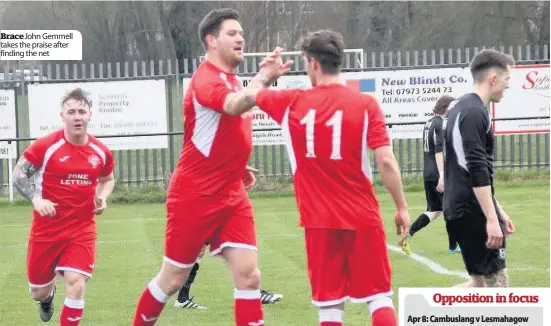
left=27, top=79, right=168, bottom=150
left=0, top=89, right=17, bottom=159
left=182, top=64, right=548, bottom=144
left=491, top=64, right=550, bottom=134
left=342, top=68, right=474, bottom=139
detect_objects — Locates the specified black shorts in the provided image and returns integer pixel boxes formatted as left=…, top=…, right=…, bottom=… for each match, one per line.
left=446, top=214, right=506, bottom=276
left=424, top=180, right=443, bottom=212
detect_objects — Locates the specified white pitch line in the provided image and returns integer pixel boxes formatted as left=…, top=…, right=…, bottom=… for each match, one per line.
left=387, top=244, right=550, bottom=276
left=387, top=244, right=470, bottom=280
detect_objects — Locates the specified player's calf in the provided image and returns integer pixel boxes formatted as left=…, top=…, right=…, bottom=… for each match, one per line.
left=223, top=247, right=264, bottom=326
left=30, top=285, right=56, bottom=322
left=133, top=261, right=192, bottom=325
left=453, top=275, right=485, bottom=288
left=409, top=211, right=441, bottom=237
left=368, top=296, right=398, bottom=326
left=60, top=271, right=89, bottom=325
left=484, top=268, right=509, bottom=287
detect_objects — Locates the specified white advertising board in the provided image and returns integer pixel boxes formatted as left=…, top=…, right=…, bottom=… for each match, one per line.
left=182, top=75, right=311, bottom=145
left=182, top=64, right=548, bottom=142
left=27, top=80, right=168, bottom=150
left=491, top=64, right=550, bottom=134
left=0, top=89, right=17, bottom=159
left=342, top=68, right=474, bottom=139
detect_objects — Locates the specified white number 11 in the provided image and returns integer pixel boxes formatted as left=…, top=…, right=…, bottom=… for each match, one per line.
left=299, top=109, right=343, bottom=160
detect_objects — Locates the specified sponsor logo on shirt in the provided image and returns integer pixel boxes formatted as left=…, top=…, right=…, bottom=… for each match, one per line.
left=88, top=155, right=100, bottom=168
left=60, top=174, right=92, bottom=186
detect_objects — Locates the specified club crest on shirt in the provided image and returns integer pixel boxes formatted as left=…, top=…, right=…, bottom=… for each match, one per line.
left=88, top=154, right=101, bottom=168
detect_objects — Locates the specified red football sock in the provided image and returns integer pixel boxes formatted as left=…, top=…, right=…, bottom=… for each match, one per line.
left=319, top=308, right=343, bottom=326
left=234, top=289, right=264, bottom=326
left=132, top=278, right=169, bottom=326
left=60, top=298, right=84, bottom=326
left=369, top=297, right=398, bottom=326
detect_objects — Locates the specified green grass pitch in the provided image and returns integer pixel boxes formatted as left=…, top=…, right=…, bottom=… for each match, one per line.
left=0, top=180, right=549, bottom=325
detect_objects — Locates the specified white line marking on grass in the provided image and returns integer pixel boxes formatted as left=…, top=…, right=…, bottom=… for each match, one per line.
left=386, top=245, right=550, bottom=276
left=387, top=244, right=470, bottom=280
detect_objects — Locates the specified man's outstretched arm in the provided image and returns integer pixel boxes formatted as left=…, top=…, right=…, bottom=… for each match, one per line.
left=224, top=49, right=294, bottom=116
left=223, top=70, right=272, bottom=116
left=12, top=156, right=39, bottom=202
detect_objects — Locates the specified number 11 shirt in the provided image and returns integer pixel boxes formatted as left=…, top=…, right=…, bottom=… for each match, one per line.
left=256, top=83, right=391, bottom=230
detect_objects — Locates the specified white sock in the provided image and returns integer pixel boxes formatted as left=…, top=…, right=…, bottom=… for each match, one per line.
left=148, top=278, right=169, bottom=303
left=319, top=308, right=343, bottom=323
left=368, top=296, right=394, bottom=314
left=424, top=211, right=438, bottom=221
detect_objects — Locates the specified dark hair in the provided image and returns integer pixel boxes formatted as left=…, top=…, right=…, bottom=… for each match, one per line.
left=433, top=95, right=455, bottom=115
left=470, top=49, right=515, bottom=82
left=198, top=8, right=240, bottom=50
left=61, top=88, right=91, bottom=108
left=298, top=29, right=345, bottom=74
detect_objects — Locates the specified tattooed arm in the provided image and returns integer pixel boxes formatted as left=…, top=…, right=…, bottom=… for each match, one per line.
left=13, top=156, right=57, bottom=216
left=12, top=156, right=39, bottom=202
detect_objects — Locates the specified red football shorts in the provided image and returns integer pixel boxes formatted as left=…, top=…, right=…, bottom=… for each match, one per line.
left=304, top=227, right=393, bottom=306
left=27, top=233, right=96, bottom=288
left=164, top=193, right=257, bottom=268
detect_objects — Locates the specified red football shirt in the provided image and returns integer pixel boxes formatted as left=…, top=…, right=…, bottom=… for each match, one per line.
left=23, top=129, right=115, bottom=241
left=168, top=61, right=252, bottom=197
left=257, top=84, right=391, bottom=229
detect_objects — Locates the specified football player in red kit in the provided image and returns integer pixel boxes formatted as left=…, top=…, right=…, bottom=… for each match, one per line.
left=240, top=30, right=411, bottom=326
left=12, top=87, right=115, bottom=325
left=131, top=8, right=292, bottom=326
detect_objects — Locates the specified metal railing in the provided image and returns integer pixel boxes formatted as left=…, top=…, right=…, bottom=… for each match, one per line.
left=0, top=44, right=549, bottom=197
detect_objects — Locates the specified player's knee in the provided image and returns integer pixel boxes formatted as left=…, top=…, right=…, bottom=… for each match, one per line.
left=64, top=274, right=88, bottom=299
left=158, top=262, right=189, bottom=295
left=165, top=275, right=188, bottom=294
left=235, top=266, right=261, bottom=290
left=29, top=286, right=52, bottom=301
left=65, top=278, right=87, bottom=299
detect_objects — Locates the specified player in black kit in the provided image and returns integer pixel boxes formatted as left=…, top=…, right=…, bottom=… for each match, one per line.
left=401, top=95, right=460, bottom=255
left=443, top=49, right=516, bottom=288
